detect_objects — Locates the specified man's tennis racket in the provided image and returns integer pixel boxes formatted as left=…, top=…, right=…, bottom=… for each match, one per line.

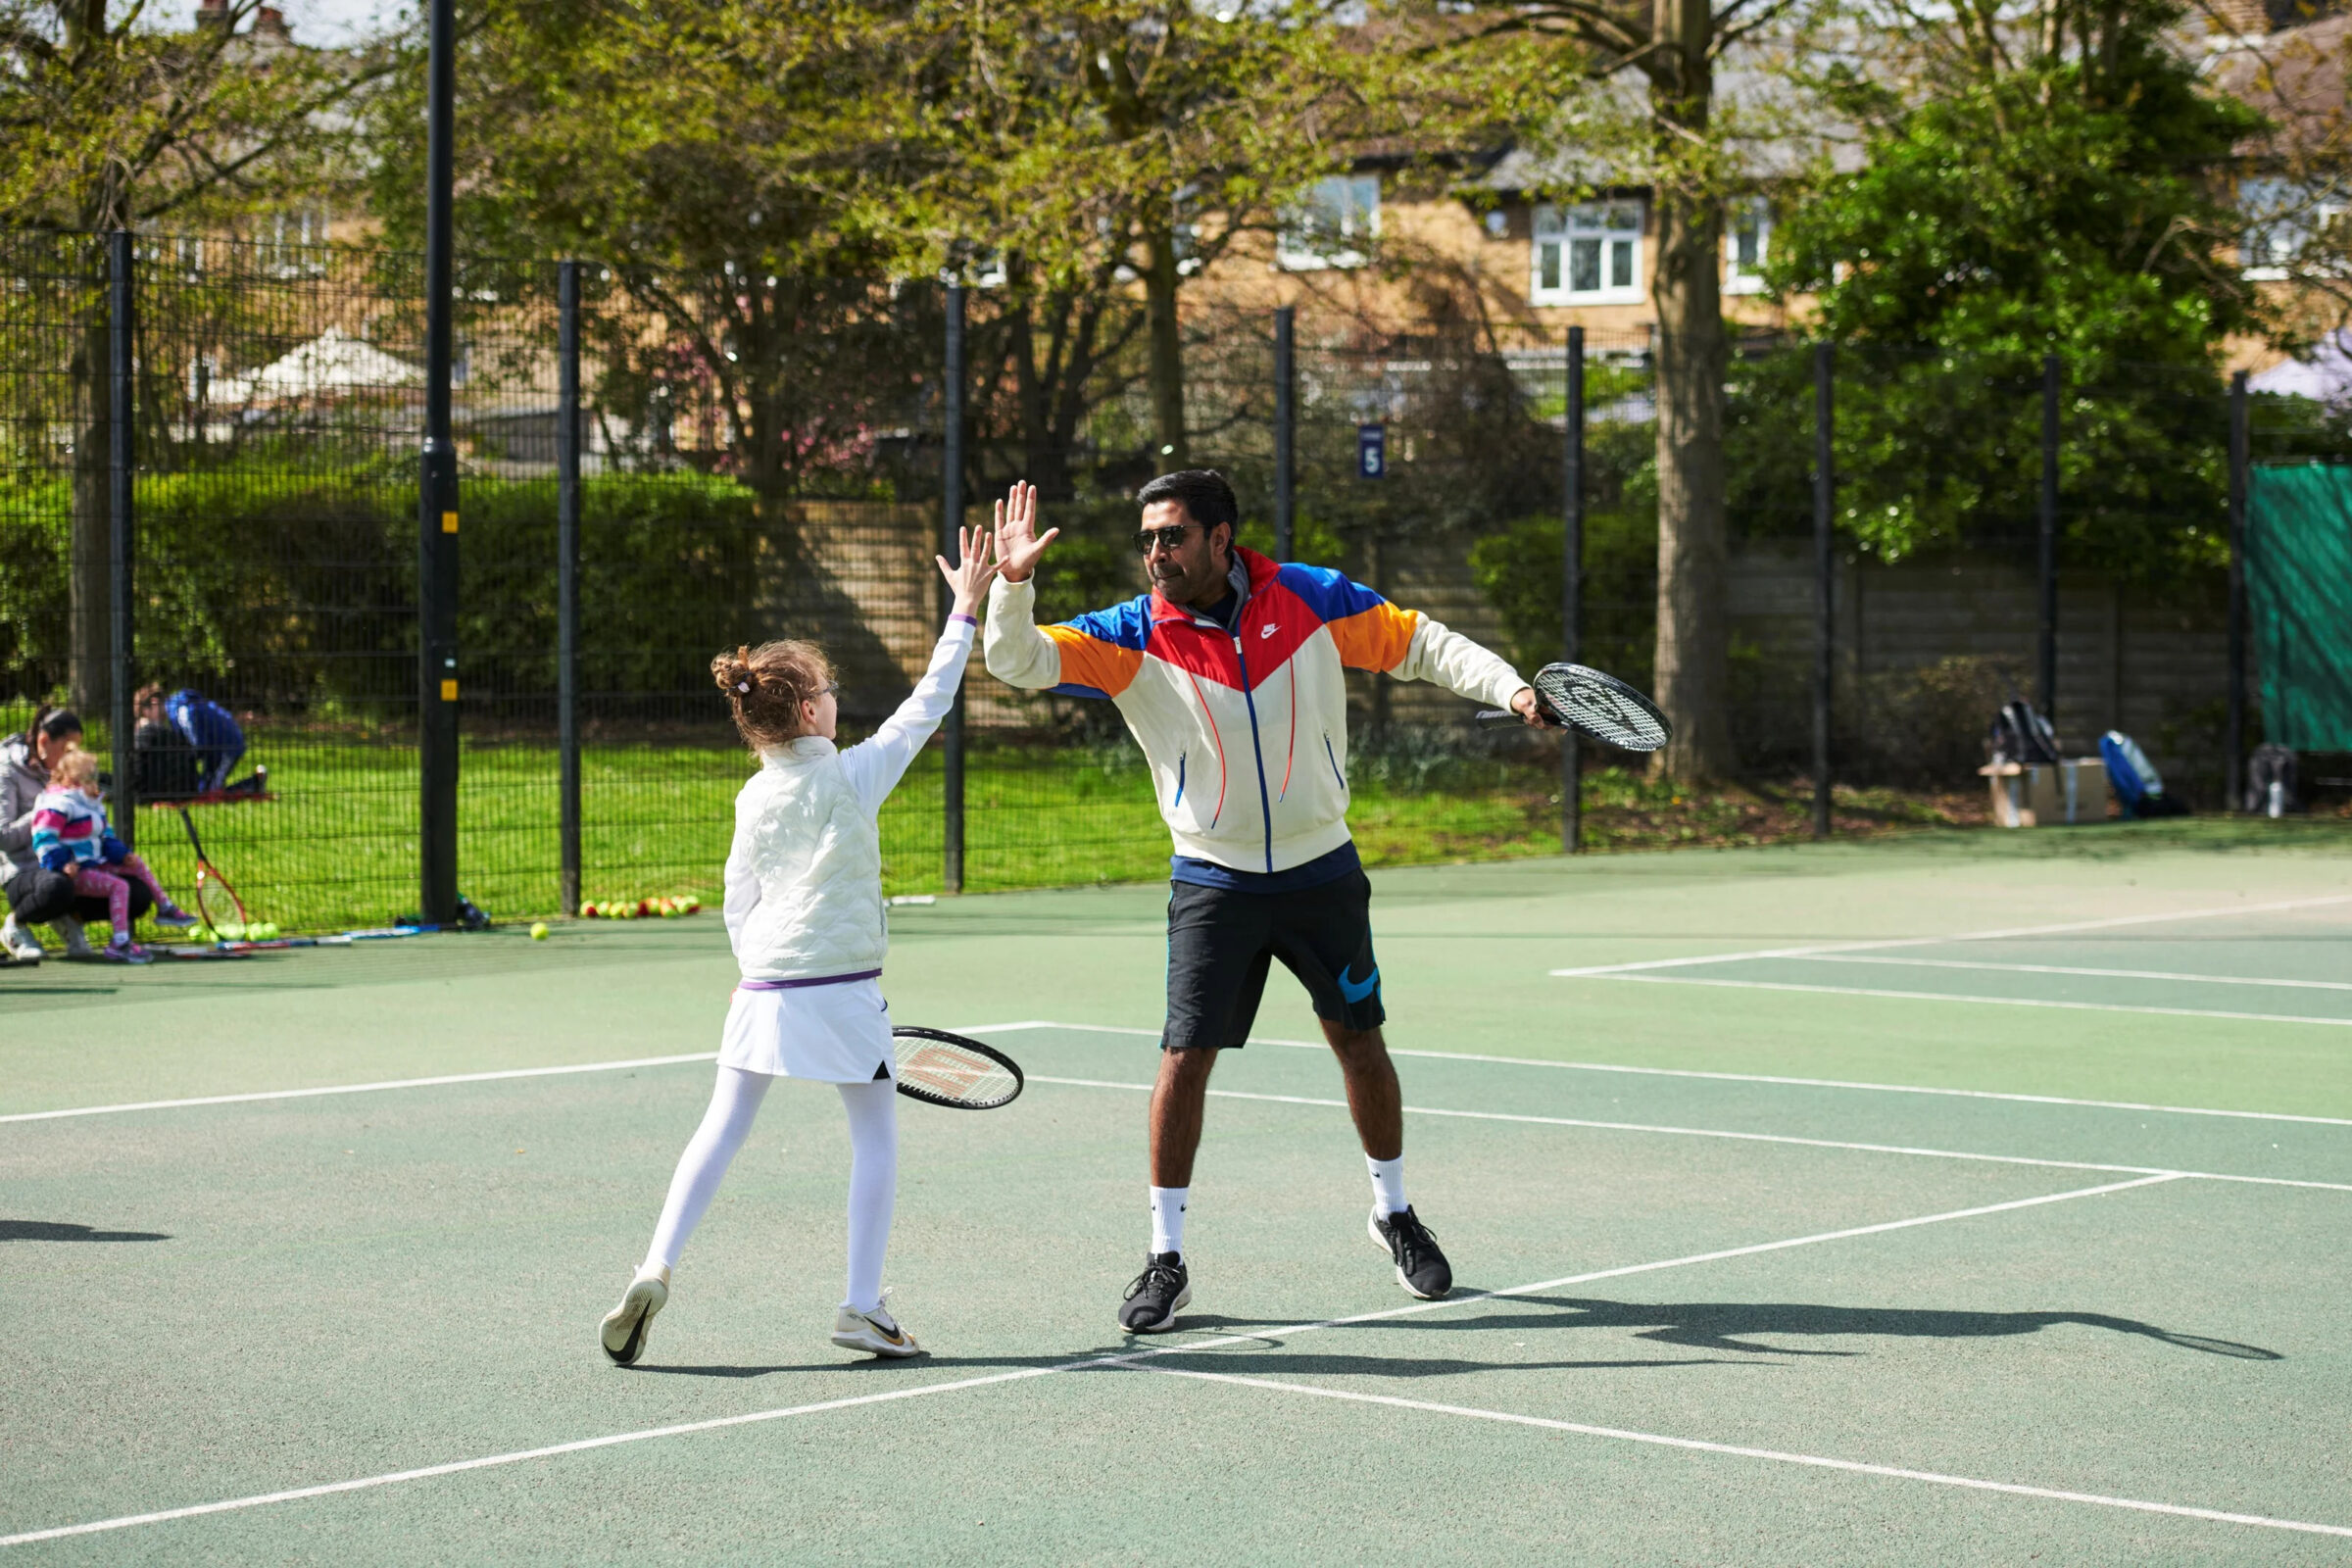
left=174, top=806, right=247, bottom=931
left=891, top=1027, right=1023, bottom=1110
left=1478, top=662, right=1673, bottom=753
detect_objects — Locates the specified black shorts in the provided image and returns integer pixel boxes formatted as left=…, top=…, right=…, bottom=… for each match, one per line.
left=1161, top=870, right=1385, bottom=1052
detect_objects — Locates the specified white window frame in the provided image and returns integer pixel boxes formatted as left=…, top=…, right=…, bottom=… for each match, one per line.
left=1530, top=200, right=1644, bottom=306
left=2241, top=176, right=2346, bottom=280
left=1725, top=197, right=1770, bottom=296
left=1278, top=174, right=1380, bottom=270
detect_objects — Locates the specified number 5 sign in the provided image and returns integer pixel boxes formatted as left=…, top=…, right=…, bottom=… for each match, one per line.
left=1356, top=423, right=1386, bottom=479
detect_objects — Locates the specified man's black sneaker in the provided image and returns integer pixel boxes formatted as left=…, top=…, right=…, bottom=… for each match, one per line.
left=1118, top=1250, right=1192, bottom=1333
left=1369, top=1206, right=1452, bottom=1299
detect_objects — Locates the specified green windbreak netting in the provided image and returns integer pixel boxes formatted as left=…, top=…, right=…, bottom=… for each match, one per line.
left=2247, top=464, right=2352, bottom=751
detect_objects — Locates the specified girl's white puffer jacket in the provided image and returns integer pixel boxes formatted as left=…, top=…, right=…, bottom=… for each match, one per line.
left=724, top=618, right=973, bottom=983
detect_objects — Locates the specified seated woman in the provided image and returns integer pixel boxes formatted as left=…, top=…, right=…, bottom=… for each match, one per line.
left=0, top=709, right=146, bottom=961
left=131, top=684, right=202, bottom=802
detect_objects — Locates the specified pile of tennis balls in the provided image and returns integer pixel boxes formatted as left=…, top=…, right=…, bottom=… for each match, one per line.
left=577, top=895, right=703, bottom=921
left=188, top=920, right=280, bottom=944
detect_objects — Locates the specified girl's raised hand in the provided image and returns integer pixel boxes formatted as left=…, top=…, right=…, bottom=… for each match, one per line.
left=991, top=481, right=1058, bottom=584
left=935, top=522, right=1002, bottom=619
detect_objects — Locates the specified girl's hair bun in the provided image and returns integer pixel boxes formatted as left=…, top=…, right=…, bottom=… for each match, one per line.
left=711, top=639, right=834, bottom=752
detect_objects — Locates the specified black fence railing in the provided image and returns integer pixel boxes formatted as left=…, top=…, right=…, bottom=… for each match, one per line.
left=2, top=227, right=2333, bottom=936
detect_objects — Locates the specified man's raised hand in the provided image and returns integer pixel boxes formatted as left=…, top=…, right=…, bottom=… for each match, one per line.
left=992, top=480, right=1058, bottom=584
left=936, top=523, right=1002, bottom=620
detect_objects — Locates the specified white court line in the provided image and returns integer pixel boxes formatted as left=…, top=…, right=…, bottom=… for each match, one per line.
left=0, top=1054, right=723, bottom=1125
left=993, top=1020, right=2352, bottom=1128
left=1135, top=1368, right=2352, bottom=1541
left=1025, top=1076, right=2352, bottom=1194
left=0, top=1175, right=2170, bottom=1547
left=0, top=1023, right=1058, bottom=1125
left=1546, top=891, right=2352, bottom=979
left=1588, top=974, right=2352, bottom=1030
left=1802, top=955, right=2352, bottom=993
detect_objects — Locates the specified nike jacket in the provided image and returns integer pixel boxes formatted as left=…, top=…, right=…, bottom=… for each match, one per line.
left=984, top=546, right=1526, bottom=874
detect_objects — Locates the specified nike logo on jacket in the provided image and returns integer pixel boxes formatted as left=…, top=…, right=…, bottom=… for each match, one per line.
left=983, top=546, right=1526, bottom=875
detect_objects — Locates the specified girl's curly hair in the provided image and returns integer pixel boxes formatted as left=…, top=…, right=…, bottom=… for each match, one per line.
left=712, top=640, right=834, bottom=752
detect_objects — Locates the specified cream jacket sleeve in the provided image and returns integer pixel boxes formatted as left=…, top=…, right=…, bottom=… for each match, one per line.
left=982, top=576, right=1062, bottom=691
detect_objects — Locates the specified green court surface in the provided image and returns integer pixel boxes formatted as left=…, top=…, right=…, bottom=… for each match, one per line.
left=6, top=823, right=2352, bottom=1562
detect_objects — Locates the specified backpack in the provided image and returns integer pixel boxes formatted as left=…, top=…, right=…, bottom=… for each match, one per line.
left=1987, top=700, right=2061, bottom=766
left=2100, top=731, right=2188, bottom=817
left=2247, top=744, right=2298, bottom=817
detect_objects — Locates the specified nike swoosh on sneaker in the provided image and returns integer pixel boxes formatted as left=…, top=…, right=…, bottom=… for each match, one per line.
left=1338, top=963, right=1379, bottom=1004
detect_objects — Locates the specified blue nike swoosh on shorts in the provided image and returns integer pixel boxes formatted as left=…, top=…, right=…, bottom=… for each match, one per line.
left=1338, top=964, right=1379, bottom=1004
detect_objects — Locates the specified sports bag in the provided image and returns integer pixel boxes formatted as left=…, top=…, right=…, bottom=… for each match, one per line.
left=2100, top=731, right=2187, bottom=817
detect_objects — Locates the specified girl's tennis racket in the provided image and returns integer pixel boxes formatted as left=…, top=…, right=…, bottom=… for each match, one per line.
left=1478, top=662, right=1673, bottom=753
left=175, top=806, right=247, bottom=931
left=891, top=1027, right=1023, bottom=1110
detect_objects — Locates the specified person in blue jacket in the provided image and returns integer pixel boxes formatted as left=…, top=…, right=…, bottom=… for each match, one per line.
left=157, top=687, right=266, bottom=797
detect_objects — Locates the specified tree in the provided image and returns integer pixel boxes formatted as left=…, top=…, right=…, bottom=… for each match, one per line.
left=2, top=0, right=388, bottom=708
left=1768, top=0, right=2267, bottom=581
left=1444, top=0, right=1822, bottom=779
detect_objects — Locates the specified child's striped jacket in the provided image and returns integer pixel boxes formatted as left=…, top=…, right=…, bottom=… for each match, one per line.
left=30, top=786, right=119, bottom=871
left=984, top=546, right=1526, bottom=874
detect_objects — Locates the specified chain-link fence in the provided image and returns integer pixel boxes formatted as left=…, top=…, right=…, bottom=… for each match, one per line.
left=4, top=227, right=2329, bottom=937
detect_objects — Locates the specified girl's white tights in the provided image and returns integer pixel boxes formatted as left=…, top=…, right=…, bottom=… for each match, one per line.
left=641, top=1066, right=900, bottom=1313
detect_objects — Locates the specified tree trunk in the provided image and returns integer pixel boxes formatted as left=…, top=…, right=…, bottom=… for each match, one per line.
left=1645, top=8, right=1735, bottom=781
left=71, top=316, right=111, bottom=715
left=1143, top=223, right=1188, bottom=470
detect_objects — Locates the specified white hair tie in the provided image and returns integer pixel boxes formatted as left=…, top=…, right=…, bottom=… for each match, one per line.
left=736, top=679, right=752, bottom=693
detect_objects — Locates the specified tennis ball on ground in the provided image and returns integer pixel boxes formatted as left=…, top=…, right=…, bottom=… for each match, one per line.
left=530, top=921, right=549, bottom=940
left=217, top=921, right=246, bottom=942
left=658, top=899, right=677, bottom=917
left=579, top=901, right=597, bottom=919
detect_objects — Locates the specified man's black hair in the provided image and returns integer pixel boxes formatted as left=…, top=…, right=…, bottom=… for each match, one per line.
left=1136, top=469, right=1240, bottom=534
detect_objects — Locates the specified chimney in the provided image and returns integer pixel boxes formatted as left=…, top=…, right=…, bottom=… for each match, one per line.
left=194, top=0, right=228, bottom=28
left=254, top=5, right=289, bottom=36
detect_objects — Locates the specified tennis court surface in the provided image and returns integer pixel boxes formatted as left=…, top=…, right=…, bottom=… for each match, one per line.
left=6, top=822, right=2351, bottom=1563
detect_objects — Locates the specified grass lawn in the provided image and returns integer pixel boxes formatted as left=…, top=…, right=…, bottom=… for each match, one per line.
left=72, top=738, right=1991, bottom=939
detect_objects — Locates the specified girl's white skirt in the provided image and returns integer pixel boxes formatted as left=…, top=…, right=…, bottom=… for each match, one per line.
left=716, top=978, right=896, bottom=1083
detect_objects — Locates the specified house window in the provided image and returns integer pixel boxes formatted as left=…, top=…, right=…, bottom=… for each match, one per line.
left=1726, top=198, right=1770, bottom=295
left=1531, top=201, right=1643, bottom=305
left=2241, top=177, right=2345, bottom=278
left=1279, top=174, right=1380, bottom=270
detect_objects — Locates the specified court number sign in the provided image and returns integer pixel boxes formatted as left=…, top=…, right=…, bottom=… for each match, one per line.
left=1357, top=423, right=1386, bottom=479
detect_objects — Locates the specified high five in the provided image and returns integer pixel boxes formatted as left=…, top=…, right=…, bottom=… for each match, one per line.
left=985, top=472, right=1542, bottom=1331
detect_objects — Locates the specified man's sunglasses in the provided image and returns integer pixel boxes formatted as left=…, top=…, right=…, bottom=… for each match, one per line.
left=1133, top=522, right=1207, bottom=555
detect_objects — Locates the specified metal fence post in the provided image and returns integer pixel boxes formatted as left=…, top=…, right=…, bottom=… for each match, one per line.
left=1812, top=343, right=1835, bottom=841
left=2038, top=353, right=2060, bottom=723
left=1274, top=306, right=1295, bottom=562
left=1562, top=325, right=1584, bottom=855
left=557, top=260, right=582, bottom=909
left=416, top=0, right=461, bottom=925
left=942, top=282, right=966, bottom=895
left=108, top=231, right=136, bottom=846
left=2227, top=368, right=2249, bottom=812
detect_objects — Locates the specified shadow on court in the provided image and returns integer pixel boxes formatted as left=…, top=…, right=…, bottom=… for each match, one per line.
left=0, top=1220, right=171, bottom=1243
left=1431, top=1297, right=2281, bottom=1360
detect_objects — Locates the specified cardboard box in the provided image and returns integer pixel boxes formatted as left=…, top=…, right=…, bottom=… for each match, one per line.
left=1982, top=759, right=2108, bottom=827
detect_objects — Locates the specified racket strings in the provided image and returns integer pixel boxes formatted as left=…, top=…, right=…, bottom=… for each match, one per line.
left=1537, top=670, right=1670, bottom=749
left=897, top=1042, right=1017, bottom=1106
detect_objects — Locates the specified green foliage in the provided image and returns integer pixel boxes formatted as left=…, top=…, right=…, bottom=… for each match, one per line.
left=1767, top=12, right=2272, bottom=580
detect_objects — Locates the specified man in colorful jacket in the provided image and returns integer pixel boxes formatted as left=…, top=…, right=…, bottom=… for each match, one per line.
left=984, top=471, right=1542, bottom=1333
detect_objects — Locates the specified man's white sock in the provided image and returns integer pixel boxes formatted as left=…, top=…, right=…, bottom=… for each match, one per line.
left=1150, top=1186, right=1189, bottom=1256
left=1367, top=1154, right=1407, bottom=1217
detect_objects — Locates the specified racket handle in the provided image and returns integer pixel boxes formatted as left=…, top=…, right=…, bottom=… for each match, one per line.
left=1476, top=710, right=1516, bottom=725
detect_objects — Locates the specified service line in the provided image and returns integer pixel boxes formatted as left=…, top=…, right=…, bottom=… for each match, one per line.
left=0, top=1176, right=2169, bottom=1547
left=1586, top=973, right=2352, bottom=1030
left=1134, top=1367, right=2352, bottom=1541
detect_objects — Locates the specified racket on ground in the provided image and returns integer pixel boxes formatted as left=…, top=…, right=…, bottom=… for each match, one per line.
left=1477, top=662, right=1673, bottom=753
left=891, top=1026, right=1023, bottom=1110
left=175, top=806, right=247, bottom=931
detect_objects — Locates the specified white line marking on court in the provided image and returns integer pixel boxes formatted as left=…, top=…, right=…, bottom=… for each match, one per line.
left=1545, top=891, right=2352, bottom=979
left=1133, top=1368, right=2352, bottom=1541
left=0, top=1176, right=2170, bottom=1547
left=0, top=1054, right=724, bottom=1124
left=1022, top=1077, right=2352, bottom=1193
left=1588, top=974, right=2352, bottom=1030
left=1799, top=955, right=2352, bottom=993
left=988, top=1020, right=2352, bottom=1128
left=0, top=1024, right=1056, bottom=1125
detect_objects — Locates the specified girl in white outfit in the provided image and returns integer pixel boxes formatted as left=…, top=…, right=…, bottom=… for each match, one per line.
left=601, top=527, right=999, bottom=1364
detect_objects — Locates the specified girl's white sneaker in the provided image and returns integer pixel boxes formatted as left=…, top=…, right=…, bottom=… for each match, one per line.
left=600, top=1266, right=668, bottom=1365
left=831, top=1295, right=921, bottom=1358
